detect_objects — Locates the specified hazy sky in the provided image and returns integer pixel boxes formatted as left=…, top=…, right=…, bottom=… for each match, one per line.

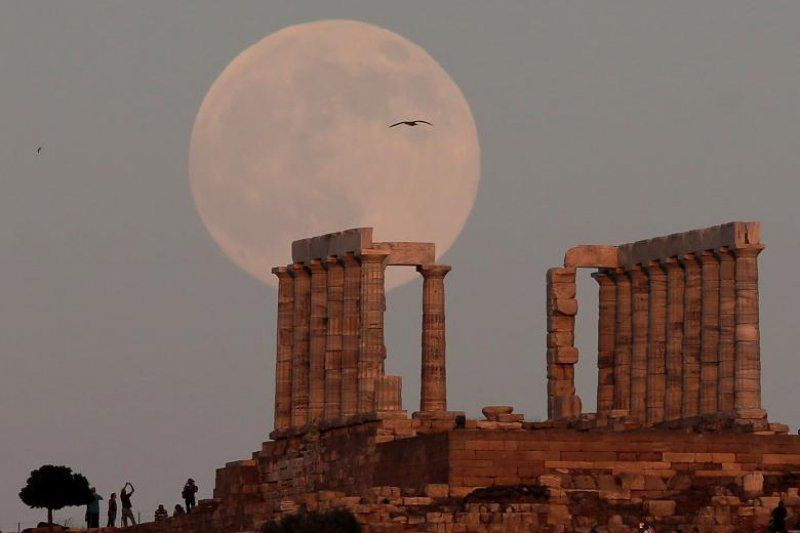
left=3, top=1, right=800, bottom=527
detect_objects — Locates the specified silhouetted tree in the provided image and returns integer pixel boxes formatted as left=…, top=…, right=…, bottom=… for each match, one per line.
left=260, top=509, right=360, bottom=533
left=19, top=465, right=94, bottom=526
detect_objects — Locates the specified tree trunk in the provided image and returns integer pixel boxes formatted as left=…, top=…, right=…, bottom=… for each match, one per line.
left=47, top=507, right=53, bottom=530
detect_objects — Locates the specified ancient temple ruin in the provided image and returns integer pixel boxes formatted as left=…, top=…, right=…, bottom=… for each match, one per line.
left=135, top=221, right=800, bottom=533
left=546, top=221, right=765, bottom=426
left=270, top=228, right=454, bottom=436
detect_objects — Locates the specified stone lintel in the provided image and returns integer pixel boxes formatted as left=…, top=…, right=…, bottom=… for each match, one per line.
left=291, top=227, right=435, bottom=266
left=563, top=245, right=620, bottom=268
left=617, top=221, right=760, bottom=269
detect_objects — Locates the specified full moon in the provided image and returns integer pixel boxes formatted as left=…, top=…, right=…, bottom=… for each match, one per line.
left=189, top=20, right=480, bottom=289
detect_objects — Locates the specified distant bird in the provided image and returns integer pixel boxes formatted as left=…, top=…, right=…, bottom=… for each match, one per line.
left=389, top=120, right=432, bottom=128
left=36, top=146, right=42, bottom=154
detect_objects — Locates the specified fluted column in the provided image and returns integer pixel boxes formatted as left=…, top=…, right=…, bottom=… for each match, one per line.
left=418, top=264, right=451, bottom=413
left=716, top=247, right=736, bottom=413
left=645, top=261, right=667, bottom=425
left=340, top=254, right=361, bottom=419
left=611, top=268, right=632, bottom=414
left=734, top=245, right=765, bottom=418
left=680, top=253, right=701, bottom=418
left=272, top=266, right=294, bottom=432
left=289, top=263, right=311, bottom=427
left=663, top=258, right=684, bottom=421
left=323, top=257, right=344, bottom=421
left=308, top=260, right=327, bottom=423
left=699, top=251, right=720, bottom=415
left=592, top=270, right=616, bottom=417
left=630, top=266, right=649, bottom=423
left=358, top=249, right=390, bottom=414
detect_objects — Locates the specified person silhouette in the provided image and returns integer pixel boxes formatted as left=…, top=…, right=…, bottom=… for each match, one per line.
left=107, top=493, right=117, bottom=527
left=85, top=487, right=102, bottom=528
left=120, top=482, right=137, bottom=526
left=154, top=504, right=168, bottom=522
left=772, top=500, right=788, bottom=532
left=182, top=478, right=198, bottom=512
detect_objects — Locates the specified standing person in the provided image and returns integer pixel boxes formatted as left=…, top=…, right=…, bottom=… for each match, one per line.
left=182, top=478, right=198, bottom=512
left=120, top=482, right=137, bottom=527
left=107, top=492, right=117, bottom=527
left=772, top=500, right=788, bottom=533
left=85, top=487, right=102, bottom=528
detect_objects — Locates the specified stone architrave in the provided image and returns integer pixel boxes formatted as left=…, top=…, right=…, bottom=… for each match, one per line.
left=645, top=261, right=667, bottom=425
left=663, top=258, right=684, bottom=421
left=289, top=263, right=311, bottom=427
left=340, top=254, right=361, bottom=419
left=716, top=247, right=736, bottom=413
left=630, top=265, right=649, bottom=423
left=680, top=253, right=701, bottom=418
left=418, top=264, right=451, bottom=413
left=358, top=249, right=390, bottom=414
left=699, top=251, right=720, bottom=415
left=734, top=245, right=765, bottom=418
left=323, top=257, right=344, bottom=421
left=308, top=260, right=328, bottom=423
left=592, top=270, right=616, bottom=417
left=611, top=268, right=632, bottom=414
left=272, top=267, right=294, bottom=431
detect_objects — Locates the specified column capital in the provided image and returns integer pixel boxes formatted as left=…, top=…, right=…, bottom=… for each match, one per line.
left=272, top=265, right=292, bottom=279
left=323, top=255, right=342, bottom=270
left=417, top=264, right=451, bottom=278
left=288, top=262, right=309, bottom=277
left=678, top=253, right=700, bottom=268
left=697, top=249, right=718, bottom=265
left=660, top=256, right=682, bottom=270
left=643, top=260, right=666, bottom=277
left=629, top=264, right=648, bottom=282
left=609, top=267, right=630, bottom=282
left=590, top=269, right=614, bottom=285
left=359, top=248, right=390, bottom=264
left=308, top=258, right=326, bottom=273
left=714, top=246, right=735, bottom=261
left=733, top=244, right=765, bottom=258
left=340, top=252, right=360, bottom=268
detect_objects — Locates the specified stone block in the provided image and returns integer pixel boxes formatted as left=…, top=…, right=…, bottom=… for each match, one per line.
left=646, top=499, right=676, bottom=517
left=741, top=472, right=764, bottom=497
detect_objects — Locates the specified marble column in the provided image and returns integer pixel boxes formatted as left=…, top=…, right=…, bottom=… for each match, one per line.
left=645, top=261, right=667, bottom=425
left=630, top=265, right=649, bottom=423
left=272, top=266, right=294, bottom=432
left=592, top=270, right=616, bottom=417
left=289, top=263, right=311, bottom=427
left=611, top=268, right=632, bottom=414
left=699, top=251, right=720, bottom=415
left=308, top=260, right=327, bottom=423
left=734, top=245, right=765, bottom=418
left=716, top=247, right=736, bottom=413
left=358, top=249, right=390, bottom=414
left=418, top=264, right=451, bottom=413
left=680, top=253, right=701, bottom=418
left=663, top=258, right=684, bottom=421
left=340, top=253, right=361, bottom=419
left=323, top=257, right=344, bottom=421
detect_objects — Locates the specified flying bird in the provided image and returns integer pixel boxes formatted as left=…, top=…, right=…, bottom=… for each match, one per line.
left=389, top=120, right=433, bottom=128
left=36, top=146, right=42, bottom=154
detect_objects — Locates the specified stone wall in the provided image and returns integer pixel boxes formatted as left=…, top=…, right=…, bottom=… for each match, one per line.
left=130, top=418, right=800, bottom=532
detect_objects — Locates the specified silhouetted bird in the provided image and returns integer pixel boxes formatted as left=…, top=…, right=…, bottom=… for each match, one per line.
left=389, top=120, right=432, bottom=128
left=36, top=146, right=42, bottom=154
